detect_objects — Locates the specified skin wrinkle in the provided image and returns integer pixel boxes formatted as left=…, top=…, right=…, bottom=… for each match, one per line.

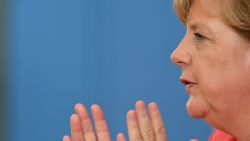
left=172, top=0, right=250, bottom=140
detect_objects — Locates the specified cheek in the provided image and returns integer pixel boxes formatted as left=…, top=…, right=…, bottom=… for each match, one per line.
left=194, top=52, right=236, bottom=103
left=198, top=68, right=233, bottom=99
left=188, top=74, right=235, bottom=121
left=199, top=75, right=225, bottom=98
left=198, top=69, right=250, bottom=114
left=191, top=63, right=233, bottom=117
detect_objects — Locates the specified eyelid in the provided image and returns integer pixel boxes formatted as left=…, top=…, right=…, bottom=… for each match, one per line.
left=193, top=32, right=207, bottom=40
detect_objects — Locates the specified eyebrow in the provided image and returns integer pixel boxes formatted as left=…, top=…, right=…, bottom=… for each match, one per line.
left=187, top=15, right=210, bottom=29
left=187, top=20, right=214, bottom=34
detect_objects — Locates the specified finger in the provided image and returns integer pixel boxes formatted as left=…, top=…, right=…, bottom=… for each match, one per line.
left=70, top=114, right=85, bottom=141
left=189, top=139, right=198, bottom=141
left=127, top=110, right=143, bottom=141
left=75, top=103, right=96, bottom=141
left=135, top=100, right=155, bottom=141
left=91, top=104, right=111, bottom=141
left=63, top=135, right=71, bottom=141
left=148, top=102, right=167, bottom=141
left=116, top=133, right=127, bottom=141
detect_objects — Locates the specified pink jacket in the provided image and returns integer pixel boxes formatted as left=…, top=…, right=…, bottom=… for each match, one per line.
left=209, top=129, right=237, bottom=141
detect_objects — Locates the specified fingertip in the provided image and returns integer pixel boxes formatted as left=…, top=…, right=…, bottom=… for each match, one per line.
left=91, top=104, right=101, bottom=110
left=74, top=103, right=88, bottom=117
left=70, top=114, right=79, bottom=121
left=127, top=109, right=136, bottom=115
left=126, top=110, right=136, bottom=120
left=117, top=132, right=124, bottom=136
left=117, top=133, right=126, bottom=141
left=190, top=139, right=199, bottom=141
left=74, top=103, right=83, bottom=111
left=135, top=100, right=145, bottom=106
left=63, top=135, right=71, bottom=141
left=70, top=114, right=82, bottom=131
left=91, top=104, right=104, bottom=114
left=135, top=100, right=145, bottom=109
left=91, top=104, right=105, bottom=120
left=148, top=102, right=158, bottom=110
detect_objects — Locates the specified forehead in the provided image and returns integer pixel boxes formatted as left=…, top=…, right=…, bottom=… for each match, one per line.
left=186, top=0, right=222, bottom=31
left=187, top=0, right=220, bottom=23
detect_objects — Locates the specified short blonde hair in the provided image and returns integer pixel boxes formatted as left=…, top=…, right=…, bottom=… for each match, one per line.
left=173, top=0, right=250, bottom=40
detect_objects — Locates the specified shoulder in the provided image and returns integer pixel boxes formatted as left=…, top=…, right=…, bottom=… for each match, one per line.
left=209, top=129, right=237, bottom=141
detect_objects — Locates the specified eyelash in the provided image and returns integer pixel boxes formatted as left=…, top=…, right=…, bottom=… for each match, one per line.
left=193, top=32, right=207, bottom=41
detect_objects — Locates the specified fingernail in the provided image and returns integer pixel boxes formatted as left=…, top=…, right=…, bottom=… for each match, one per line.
left=70, top=114, right=80, bottom=123
left=127, top=110, right=137, bottom=121
left=149, top=102, right=158, bottom=111
left=136, top=100, right=145, bottom=109
left=74, top=103, right=82, bottom=111
left=91, top=104, right=101, bottom=110
left=117, top=132, right=125, bottom=137
left=91, top=104, right=100, bottom=113
left=70, top=114, right=82, bottom=131
left=117, top=133, right=126, bottom=141
left=70, top=114, right=78, bottom=120
left=63, top=135, right=70, bottom=141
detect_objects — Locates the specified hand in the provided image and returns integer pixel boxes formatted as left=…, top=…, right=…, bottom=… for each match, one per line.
left=63, top=103, right=111, bottom=141
left=116, top=100, right=167, bottom=141
left=63, top=101, right=198, bottom=141
left=117, top=101, right=198, bottom=141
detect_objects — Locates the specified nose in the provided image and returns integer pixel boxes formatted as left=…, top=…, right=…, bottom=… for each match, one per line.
left=170, top=37, right=192, bottom=68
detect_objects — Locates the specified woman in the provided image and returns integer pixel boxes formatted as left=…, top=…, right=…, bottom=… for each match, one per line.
left=63, top=0, right=250, bottom=140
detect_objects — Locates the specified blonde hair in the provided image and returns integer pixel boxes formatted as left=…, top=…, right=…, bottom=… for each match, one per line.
left=173, top=0, right=250, bottom=40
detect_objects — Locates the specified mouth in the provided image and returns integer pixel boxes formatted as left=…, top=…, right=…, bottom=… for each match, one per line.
left=180, top=78, right=198, bottom=92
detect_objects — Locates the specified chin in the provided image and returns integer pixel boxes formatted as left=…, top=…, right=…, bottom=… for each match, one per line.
left=186, top=97, right=209, bottom=119
left=187, top=108, right=206, bottom=118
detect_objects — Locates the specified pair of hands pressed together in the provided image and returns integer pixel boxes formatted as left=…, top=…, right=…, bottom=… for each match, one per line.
left=63, top=100, right=198, bottom=141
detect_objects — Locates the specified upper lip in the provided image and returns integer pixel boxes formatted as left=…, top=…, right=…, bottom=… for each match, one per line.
left=180, top=78, right=198, bottom=85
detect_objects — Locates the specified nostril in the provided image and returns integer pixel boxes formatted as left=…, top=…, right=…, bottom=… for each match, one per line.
left=175, top=61, right=186, bottom=68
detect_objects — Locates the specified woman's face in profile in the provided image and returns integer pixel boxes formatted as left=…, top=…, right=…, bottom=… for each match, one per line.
left=171, top=0, right=250, bottom=130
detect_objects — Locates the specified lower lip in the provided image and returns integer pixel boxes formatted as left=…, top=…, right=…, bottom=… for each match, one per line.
left=185, top=83, right=196, bottom=92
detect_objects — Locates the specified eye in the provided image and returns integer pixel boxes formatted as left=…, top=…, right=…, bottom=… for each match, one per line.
left=193, top=32, right=207, bottom=40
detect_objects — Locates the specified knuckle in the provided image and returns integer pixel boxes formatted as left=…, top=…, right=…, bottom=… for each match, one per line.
left=82, top=119, right=94, bottom=133
left=83, top=125, right=93, bottom=133
left=155, top=126, right=165, bottom=135
left=140, top=112, right=148, bottom=119
left=142, top=128, right=155, bottom=139
left=96, top=125, right=109, bottom=134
